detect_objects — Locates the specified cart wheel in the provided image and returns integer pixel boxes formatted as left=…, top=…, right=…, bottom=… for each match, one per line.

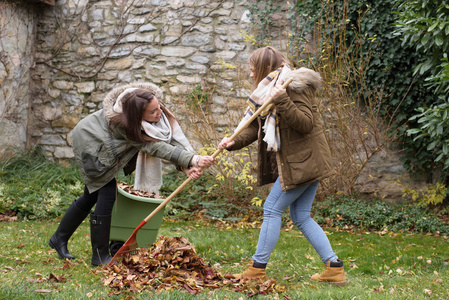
left=109, top=241, right=124, bottom=256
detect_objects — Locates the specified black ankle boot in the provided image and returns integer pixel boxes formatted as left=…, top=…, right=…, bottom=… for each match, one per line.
left=48, top=200, right=89, bottom=259
left=90, top=214, right=113, bottom=266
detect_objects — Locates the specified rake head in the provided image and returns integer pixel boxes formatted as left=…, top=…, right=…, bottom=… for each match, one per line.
left=107, top=220, right=147, bottom=266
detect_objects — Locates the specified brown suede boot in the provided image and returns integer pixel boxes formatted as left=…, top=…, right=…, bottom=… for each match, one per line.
left=233, top=260, right=267, bottom=281
left=311, top=259, right=347, bottom=286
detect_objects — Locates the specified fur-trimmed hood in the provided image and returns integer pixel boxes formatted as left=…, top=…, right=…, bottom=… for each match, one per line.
left=279, top=67, right=322, bottom=93
left=103, top=82, right=164, bottom=121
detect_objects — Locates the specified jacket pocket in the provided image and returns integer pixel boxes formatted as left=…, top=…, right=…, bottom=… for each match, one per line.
left=81, top=143, right=116, bottom=178
left=285, top=147, right=318, bottom=185
left=81, top=151, right=108, bottom=178
left=287, top=147, right=312, bottom=163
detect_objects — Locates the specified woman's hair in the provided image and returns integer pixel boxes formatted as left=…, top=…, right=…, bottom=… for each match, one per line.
left=109, top=89, right=155, bottom=143
left=249, top=46, right=290, bottom=89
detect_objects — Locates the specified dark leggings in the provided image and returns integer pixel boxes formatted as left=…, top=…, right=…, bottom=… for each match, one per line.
left=75, top=178, right=117, bottom=216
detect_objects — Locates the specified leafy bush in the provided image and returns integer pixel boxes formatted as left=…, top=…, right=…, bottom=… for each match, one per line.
left=0, top=148, right=83, bottom=219
left=395, top=0, right=449, bottom=95
left=313, top=197, right=449, bottom=235
left=402, top=182, right=448, bottom=206
left=407, top=96, right=449, bottom=171
left=395, top=0, right=449, bottom=178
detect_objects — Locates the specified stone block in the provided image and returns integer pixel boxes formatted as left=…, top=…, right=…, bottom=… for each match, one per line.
left=53, top=80, right=74, bottom=90
left=51, top=114, right=80, bottom=129
left=176, top=75, right=201, bottom=84
left=209, top=8, right=231, bottom=17
left=109, top=47, right=132, bottom=58
left=161, top=47, right=196, bottom=57
left=215, top=51, right=236, bottom=60
left=190, top=55, right=210, bottom=64
left=181, top=33, right=213, bottom=47
left=169, top=84, right=190, bottom=94
left=90, top=9, right=104, bottom=21
left=128, top=17, right=146, bottom=25
left=229, top=43, right=245, bottom=51
left=166, top=58, right=186, bottom=68
left=76, top=46, right=99, bottom=57
left=134, top=46, right=161, bottom=57
left=54, top=146, right=74, bottom=159
left=139, top=23, right=157, bottom=32
left=48, top=89, right=61, bottom=98
left=35, top=105, right=63, bottom=121
left=104, top=57, right=133, bottom=70
left=75, top=82, right=95, bottom=93
left=40, top=134, right=66, bottom=146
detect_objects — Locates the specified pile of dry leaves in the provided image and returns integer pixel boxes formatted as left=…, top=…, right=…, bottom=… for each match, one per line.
left=100, top=236, right=286, bottom=297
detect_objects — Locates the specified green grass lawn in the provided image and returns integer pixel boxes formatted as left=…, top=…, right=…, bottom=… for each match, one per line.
left=1, top=218, right=448, bottom=299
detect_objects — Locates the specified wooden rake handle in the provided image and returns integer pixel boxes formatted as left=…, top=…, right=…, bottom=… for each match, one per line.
left=143, top=77, right=294, bottom=223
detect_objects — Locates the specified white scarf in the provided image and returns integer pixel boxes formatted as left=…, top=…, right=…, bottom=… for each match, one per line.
left=235, top=65, right=291, bottom=151
left=114, top=88, right=193, bottom=196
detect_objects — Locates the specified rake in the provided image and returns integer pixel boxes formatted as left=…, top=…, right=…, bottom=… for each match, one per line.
left=108, top=78, right=294, bottom=265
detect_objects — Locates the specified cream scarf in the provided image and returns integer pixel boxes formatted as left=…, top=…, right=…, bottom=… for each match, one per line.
left=235, top=65, right=291, bottom=151
left=114, top=88, right=193, bottom=196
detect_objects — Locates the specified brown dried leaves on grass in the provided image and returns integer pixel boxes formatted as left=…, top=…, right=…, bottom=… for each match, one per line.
left=100, top=236, right=282, bottom=297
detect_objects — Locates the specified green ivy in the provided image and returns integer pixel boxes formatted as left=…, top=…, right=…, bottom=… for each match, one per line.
left=408, top=99, right=449, bottom=169
left=395, top=0, right=449, bottom=94
left=314, top=197, right=449, bottom=235
left=243, top=0, right=282, bottom=45
left=395, top=1, right=449, bottom=176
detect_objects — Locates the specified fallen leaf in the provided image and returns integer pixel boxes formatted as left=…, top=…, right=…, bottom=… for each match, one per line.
left=62, top=259, right=72, bottom=270
left=49, top=273, right=67, bottom=282
left=304, top=254, right=315, bottom=261
left=423, top=289, right=432, bottom=295
left=282, top=275, right=295, bottom=281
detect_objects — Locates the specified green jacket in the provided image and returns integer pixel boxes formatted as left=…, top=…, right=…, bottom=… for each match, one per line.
left=70, top=82, right=194, bottom=193
left=228, top=68, right=335, bottom=191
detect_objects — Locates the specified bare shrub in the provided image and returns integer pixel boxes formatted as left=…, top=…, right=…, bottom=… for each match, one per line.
left=281, top=1, right=395, bottom=199
left=172, top=63, right=271, bottom=206
left=177, top=0, right=398, bottom=203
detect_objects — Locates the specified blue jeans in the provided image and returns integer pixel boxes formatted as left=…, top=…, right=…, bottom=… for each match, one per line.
left=252, top=179, right=338, bottom=264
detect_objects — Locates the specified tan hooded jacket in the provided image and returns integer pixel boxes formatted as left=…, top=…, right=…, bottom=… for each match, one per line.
left=227, top=68, right=335, bottom=191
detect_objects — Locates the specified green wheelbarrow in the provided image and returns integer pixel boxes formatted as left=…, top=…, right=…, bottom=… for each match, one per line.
left=109, top=186, right=165, bottom=256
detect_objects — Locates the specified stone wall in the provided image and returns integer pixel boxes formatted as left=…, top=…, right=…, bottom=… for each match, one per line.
left=30, top=0, right=259, bottom=160
left=354, top=146, right=427, bottom=202
left=0, top=0, right=427, bottom=202
left=0, top=1, right=37, bottom=158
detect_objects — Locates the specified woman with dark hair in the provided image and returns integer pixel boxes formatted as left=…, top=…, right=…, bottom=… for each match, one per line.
left=49, top=82, right=215, bottom=266
left=219, top=46, right=347, bottom=285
